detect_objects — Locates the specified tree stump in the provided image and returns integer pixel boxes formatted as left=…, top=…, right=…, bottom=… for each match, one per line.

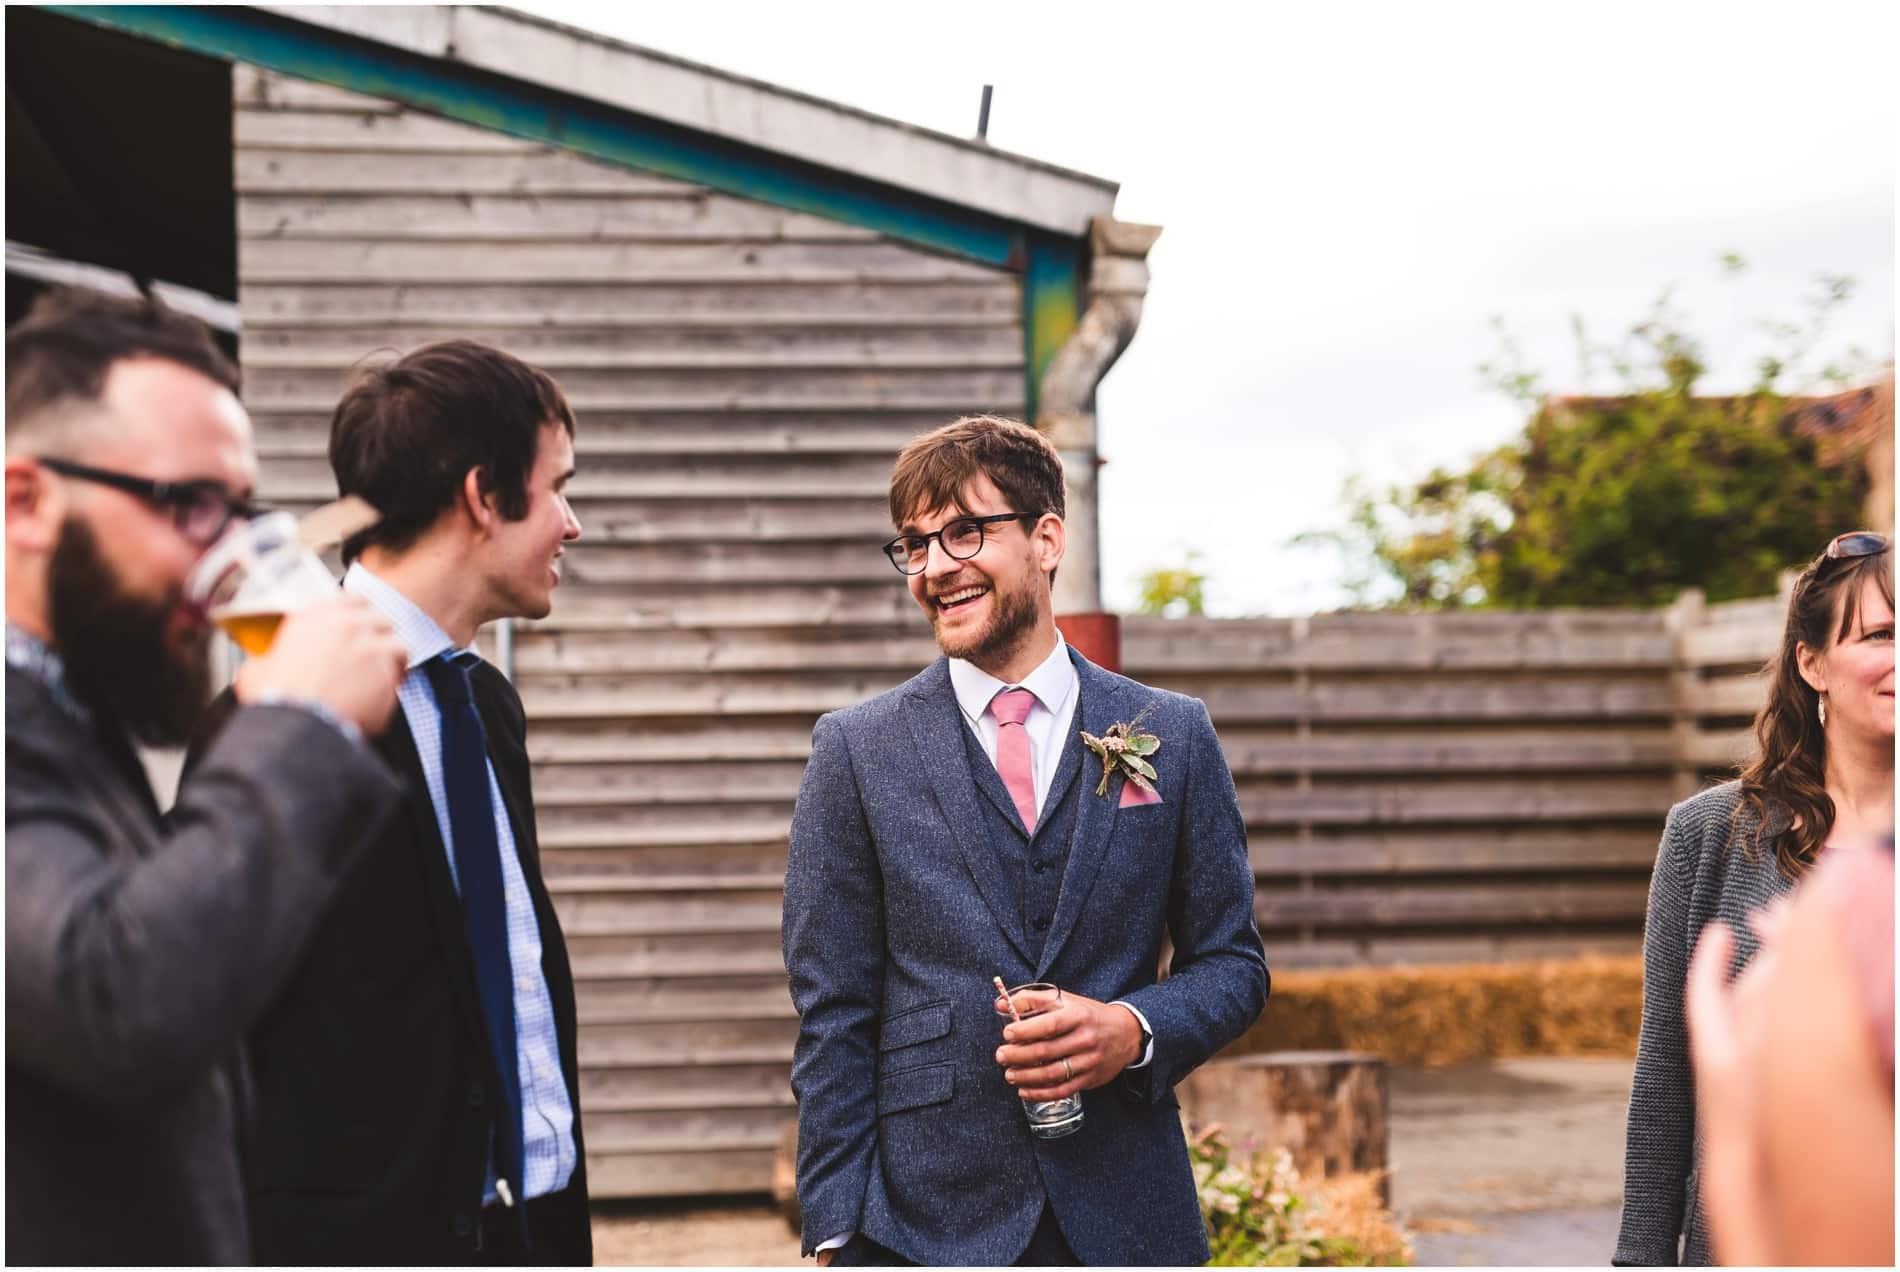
left=772, top=1119, right=800, bottom=1232
left=1176, top=1050, right=1389, bottom=1203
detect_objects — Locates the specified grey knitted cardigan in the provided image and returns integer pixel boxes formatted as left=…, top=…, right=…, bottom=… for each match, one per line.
left=1613, top=780, right=1796, bottom=1267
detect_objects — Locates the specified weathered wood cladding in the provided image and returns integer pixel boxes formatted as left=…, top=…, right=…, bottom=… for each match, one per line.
left=234, top=65, right=1025, bottom=629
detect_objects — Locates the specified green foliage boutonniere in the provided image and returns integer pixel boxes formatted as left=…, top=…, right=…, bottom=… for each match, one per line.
left=1080, top=711, right=1162, bottom=798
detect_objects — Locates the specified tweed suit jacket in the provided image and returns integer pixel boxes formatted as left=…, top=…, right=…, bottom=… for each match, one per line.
left=5, top=668, right=404, bottom=1264
left=782, top=647, right=1270, bottom=1265
left=1614, top=781, right=1795, bottom=1267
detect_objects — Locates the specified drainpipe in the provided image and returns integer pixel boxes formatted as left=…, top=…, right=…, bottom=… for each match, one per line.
left=495, top=617, right=515, bottom=683
left=1039, top=216, right=1162, bottom=673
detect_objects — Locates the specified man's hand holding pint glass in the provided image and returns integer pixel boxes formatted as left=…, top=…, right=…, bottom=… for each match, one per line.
left=190, top=509, right=406, bottom=737
left=234, top=597, right=406, bottom=737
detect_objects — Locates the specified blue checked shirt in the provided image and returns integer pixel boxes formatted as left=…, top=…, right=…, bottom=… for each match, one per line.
left=6, top=623, right=87, bottom=723
left=345, top=565, right=577, bottom=1204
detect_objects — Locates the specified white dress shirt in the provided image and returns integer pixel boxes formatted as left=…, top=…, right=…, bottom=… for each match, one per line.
left=947, top=636, right=1081, bottom=820
left=345, top=564, right=577, bottom=1204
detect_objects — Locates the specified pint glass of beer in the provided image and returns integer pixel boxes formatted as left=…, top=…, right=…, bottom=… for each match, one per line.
left=186, top=511, right=340, bottom=655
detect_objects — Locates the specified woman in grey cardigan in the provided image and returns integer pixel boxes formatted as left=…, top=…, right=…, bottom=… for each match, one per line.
left=1614, top=532, right=1894, bottom=1266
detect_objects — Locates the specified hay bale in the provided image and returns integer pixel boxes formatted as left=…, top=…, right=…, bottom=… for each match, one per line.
left=1234, top=954, right=1643, bottom=1066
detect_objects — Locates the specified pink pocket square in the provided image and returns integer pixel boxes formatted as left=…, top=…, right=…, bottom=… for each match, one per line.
left=1119, top=778, right=1163, bottom=808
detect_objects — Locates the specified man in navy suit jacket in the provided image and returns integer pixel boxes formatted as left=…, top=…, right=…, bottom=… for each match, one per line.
left=783, top=415, right=1269, bottom=1265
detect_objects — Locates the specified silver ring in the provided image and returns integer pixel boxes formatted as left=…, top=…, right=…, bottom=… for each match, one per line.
left=1061, top=1057, right=1074, bottom=1082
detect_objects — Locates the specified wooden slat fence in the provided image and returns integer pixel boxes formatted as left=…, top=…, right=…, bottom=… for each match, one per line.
left=1122, top=612, right=1678, bottom=970
left=1667, top=581, right=1790, bottom=795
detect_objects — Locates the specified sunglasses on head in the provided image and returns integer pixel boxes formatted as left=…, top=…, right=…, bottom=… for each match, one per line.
left=1824, top=531, right=1890, bottom=562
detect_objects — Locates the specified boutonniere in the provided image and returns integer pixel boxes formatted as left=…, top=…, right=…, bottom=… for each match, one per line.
left=1079, top=710, right=1161, bottom=799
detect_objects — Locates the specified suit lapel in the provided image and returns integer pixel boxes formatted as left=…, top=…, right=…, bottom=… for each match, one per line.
left=374, top=702, right=484, bottom=1033
left=90, top=707, right=162, bottom=823
left=473, top=672, right=537, bottom=873
left=473, top=669, right=582, bottom=1098
left=1037, top=699, right=1085, bottom=835
left=902, top=660, right=1034, bottom=966
left=1037, top=650, right=1126, bottom=977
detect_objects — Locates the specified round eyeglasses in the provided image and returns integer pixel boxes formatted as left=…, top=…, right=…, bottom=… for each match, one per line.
left=882, top=512, right=1038, bottom=575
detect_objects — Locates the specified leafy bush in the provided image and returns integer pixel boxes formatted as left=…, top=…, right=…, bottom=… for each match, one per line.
left=1190, top=1125, right=1412, bottom=1266
left=1136, top=552, right=1209, bottom=617
left=1303, top=262, right=1876, bottom=610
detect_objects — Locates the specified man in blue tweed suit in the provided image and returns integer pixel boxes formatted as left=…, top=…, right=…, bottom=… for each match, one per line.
left=783, top=415, right=1269, bottom=1265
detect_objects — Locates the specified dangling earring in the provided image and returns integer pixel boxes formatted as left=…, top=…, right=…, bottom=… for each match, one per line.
left=1818, top=693, right=1828, bottom=728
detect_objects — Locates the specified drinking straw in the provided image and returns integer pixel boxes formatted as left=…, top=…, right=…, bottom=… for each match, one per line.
left=994, top=975, right=1024, bottom=1024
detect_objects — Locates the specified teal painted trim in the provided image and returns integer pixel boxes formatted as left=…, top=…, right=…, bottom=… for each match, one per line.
left=49, top=5, right=1028, bottom=269
left=1023, top=231, right=1084, bottom=421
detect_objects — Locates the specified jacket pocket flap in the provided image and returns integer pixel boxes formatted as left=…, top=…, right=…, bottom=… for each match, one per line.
left=878, top=1000, right=951, bottom=1052
left=877, top=1062, right=954, bottom=1116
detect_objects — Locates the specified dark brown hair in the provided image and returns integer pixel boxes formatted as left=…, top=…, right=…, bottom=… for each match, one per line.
left=6, top=286, right=239, bottom=444
left=888, top=414, right=1066, bottom=528
left=1738, top=539, right=1894, bottom=878
left=329, top=340, right=575, bottom=561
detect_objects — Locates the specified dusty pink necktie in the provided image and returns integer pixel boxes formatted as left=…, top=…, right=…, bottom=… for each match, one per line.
left=989, top=687, right=1039, bottom=833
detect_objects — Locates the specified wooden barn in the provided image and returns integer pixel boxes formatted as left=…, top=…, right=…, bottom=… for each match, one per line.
left=18, top=5, right=1157, bottom=1197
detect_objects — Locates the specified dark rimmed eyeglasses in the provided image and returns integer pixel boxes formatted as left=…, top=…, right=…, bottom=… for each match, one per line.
left=882, top=511, right=1038, bottom=575
left=1823, top=531, right=1890, bottom=564
left=38, top=456, right=260, bottom=548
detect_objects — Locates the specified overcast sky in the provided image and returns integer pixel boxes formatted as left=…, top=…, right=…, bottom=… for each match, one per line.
left=521, top=0, right=1895, bottom=615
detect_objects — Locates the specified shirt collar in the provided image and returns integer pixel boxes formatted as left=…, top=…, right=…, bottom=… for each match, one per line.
left=5, top=622, right=89, bottom=723
left=343, top=562, right=467, bottom=671
left=948, top=636, right=1076, bottom=725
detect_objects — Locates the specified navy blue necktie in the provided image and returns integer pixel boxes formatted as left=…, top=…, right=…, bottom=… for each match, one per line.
left=424, top=652, right=527, bottom=1221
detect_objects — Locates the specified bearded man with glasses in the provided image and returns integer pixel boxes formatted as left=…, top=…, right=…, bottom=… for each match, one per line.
left=4, top=287, right=409, bottom=1264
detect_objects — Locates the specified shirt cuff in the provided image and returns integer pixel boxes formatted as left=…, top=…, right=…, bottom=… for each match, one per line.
left=249, top=692, right=365, bottom=748
left=817, top=1233, right=853, bottom=1253
left=1113, top=1001, right=1155, bottom=1068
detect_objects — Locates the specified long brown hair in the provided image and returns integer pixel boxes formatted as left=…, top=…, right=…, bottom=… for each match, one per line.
left=1738, top=539, right=1894, bottom=878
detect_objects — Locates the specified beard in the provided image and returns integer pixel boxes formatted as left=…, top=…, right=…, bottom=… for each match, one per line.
left=47, top=515, right=213, bottom=746
left=931, top=569, right=1041, bottom=669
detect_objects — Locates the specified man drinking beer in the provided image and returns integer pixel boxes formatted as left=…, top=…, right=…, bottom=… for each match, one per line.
left=4, top=286, right=409, bottom=1263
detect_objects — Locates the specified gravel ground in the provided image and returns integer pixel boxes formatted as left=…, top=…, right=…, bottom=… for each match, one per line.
left=590, top=1197, right=799, bottom=1267
left=1410, top=1205, right=1623, bottom=1267
left=588, top=1056, right=1638, bottom=1267
left=1388, top=1056, right=1632, bottom=1219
